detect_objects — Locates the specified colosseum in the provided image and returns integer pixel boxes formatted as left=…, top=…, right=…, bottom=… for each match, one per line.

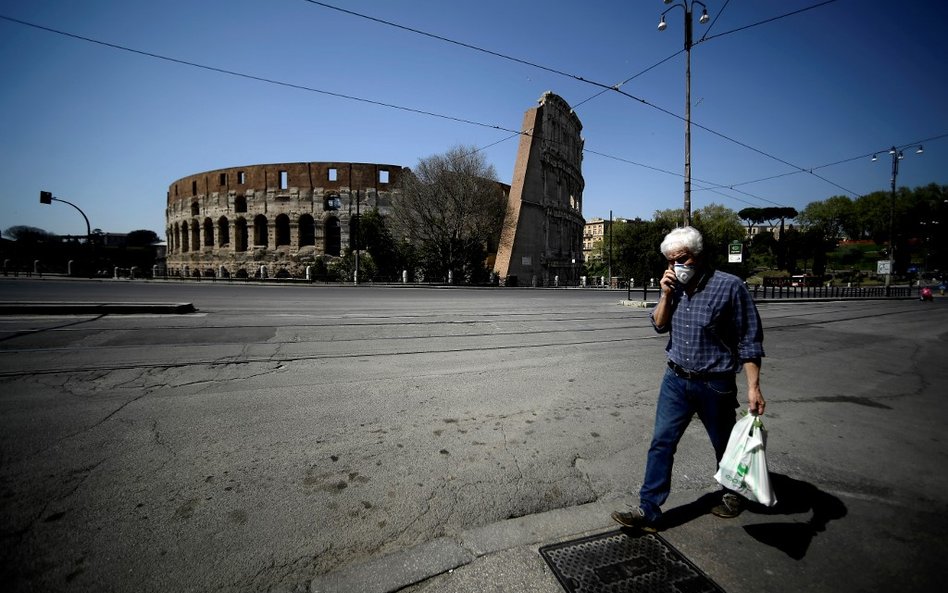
left=165, top=162, right=403, bottom=278
left=165, top=92, right=586, bottom=284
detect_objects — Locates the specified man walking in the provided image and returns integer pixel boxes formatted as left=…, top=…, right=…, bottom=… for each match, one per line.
left=613, top=226, right=765, bottom=532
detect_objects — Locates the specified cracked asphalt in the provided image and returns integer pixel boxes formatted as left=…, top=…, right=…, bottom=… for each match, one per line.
left=1, top=279, right=946, bottom=593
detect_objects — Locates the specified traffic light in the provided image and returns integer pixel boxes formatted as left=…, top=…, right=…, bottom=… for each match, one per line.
left=40, top=191, right=53, bottom=204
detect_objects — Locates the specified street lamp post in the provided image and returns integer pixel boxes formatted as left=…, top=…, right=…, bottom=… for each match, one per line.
left=659, top=0, right=709, bottom=227
left=872, top=145, right=923, bottom=293
left=40, top=190, right=94, bottom=276
left=39, top=191, right=92, bottom=238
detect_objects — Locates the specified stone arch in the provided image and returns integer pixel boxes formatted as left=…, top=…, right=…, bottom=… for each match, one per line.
left=190, top=219, right=200, bottom=250
left=325, top=217, right=341, bottom=257
left=191, top=201, right=200, bottom=216
left=253, top=214, right=268, bottom=247
left=217, top=216, right=230, bottom=247
left=298, top=214, right=315, bottom=247
left=181, top=221, right=190, bottom=252
left=203, top=217, right=214, bottom=247
left=275, top=214, right=290, bottom=247
left=234, top=195, right=247, bottom=213
left=234, top=218, right=248, bottom=252
left=173, top=223, right=180, bottom=253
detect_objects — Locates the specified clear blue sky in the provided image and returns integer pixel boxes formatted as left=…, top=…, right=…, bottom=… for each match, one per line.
left=1, top=0, right=945, bottom=238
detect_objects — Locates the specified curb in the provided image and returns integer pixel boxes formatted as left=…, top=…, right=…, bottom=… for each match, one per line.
left=309, top=500, right=618, bottom=593
left=0, top=302, right=197, bottom=315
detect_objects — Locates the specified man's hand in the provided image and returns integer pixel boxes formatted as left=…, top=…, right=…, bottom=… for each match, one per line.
left=747, top=385, right=766, bottom=416
left=651, top=269, right=679, bottom=330
left=659, top=269, right=677, bottom=295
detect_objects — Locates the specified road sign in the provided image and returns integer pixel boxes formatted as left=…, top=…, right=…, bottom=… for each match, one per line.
left=877, top=260, right=891, bottom=275
left=728, top=241, right=743, bottom=263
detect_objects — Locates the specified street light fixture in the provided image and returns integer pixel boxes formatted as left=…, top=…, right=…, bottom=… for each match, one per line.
left=39, top=191, right=92, bottom=238
left=873, top=146, right=923, bottom=293
left=40, top=190, right=94, bottom=276
left=658, top=0, right=710, bottom=227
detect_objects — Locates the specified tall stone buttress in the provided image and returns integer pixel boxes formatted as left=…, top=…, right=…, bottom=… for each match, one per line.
left=494, top=92, right=585, bottom=286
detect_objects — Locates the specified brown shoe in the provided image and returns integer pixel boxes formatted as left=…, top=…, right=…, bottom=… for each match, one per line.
left=711, top=492, right=744, bottom=518
left=611, top=507, right=658, bottom=533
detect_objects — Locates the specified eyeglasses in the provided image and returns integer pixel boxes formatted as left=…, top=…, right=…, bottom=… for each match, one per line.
left=667, top=255, right=693, bottom=265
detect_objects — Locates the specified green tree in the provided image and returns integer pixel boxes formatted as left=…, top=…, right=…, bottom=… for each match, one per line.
left=602, top=217, right=672, bottom=286
left=749, top=231, right=778, bottom=270
left=691, top=204, right=749, bottom=276
left=849, top=191, right=890, bottom=242
left=126, top=229, right=161, bottom=247
left=3, top=225, right=53, bottom=243
left=391, top=145, right=506, bottom=284
left=356, top=208, right=403, bottom=280
left=738, top=207, right=766, bottom=235
left=797, top=196, right=853, bottom=241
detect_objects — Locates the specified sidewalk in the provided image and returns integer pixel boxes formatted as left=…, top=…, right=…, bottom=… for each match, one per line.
left=310, top=471, right=939, bottom=593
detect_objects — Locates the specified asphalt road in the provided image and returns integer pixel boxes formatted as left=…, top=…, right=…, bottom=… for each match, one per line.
left=1, top=279, right=946, bottom=593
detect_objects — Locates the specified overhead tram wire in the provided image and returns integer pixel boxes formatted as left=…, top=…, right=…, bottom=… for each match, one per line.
left=698, top=0, right=842, bottom=45
left=0, top=5, right=868, bottom=213
left=697, top=0, right=731, bottom=43
left=0, top=12, right=859, bottom=215
left=300, top=0, right=862, bottom=198
left=0, top=13, right=720, bottom=196
left=0, top=18, right=817, bottom=217
left=299, top=0, right=590, bottom=85
left=0, top=14, right=521, bottom=136
left=7, top=0, right=835, bottom=210
left=694, top=132, right=948, bottom=195
left=477, top=50, right=686, bottom=153
left=0, top=13, right=693, bottom=202
left=474, top=50, right=685, bottom=156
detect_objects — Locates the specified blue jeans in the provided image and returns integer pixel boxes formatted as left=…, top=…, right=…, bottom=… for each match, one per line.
left=638, top=367, right=739, bottom=521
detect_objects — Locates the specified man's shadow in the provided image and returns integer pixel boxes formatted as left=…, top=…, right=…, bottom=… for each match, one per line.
left=659, top=473, right=847, bottom=560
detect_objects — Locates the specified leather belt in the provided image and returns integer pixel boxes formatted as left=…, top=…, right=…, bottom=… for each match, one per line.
left=667, top=360, right=734, bottom=381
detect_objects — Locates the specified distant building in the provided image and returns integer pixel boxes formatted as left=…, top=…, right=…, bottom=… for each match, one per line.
left=583, top=217, right=631, bottom=262
left=746, top=224, right=782, bottom=240
left=494, top=92, right=586, bottom=286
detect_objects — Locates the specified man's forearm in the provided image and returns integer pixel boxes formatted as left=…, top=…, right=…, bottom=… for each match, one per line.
left=743, top=359, right=765, bottom=415
left=652, top=292, right=672, bottom=330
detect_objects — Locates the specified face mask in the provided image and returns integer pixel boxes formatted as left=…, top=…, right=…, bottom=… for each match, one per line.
left=674, top=264, right=695, bottom=285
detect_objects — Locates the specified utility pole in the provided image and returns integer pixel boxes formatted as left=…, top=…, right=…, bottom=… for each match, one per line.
left=658, top=1, right=709, bottom=227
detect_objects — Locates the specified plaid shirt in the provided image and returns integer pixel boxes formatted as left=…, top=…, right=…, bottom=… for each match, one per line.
left=650, top=269, right=764, bottom=374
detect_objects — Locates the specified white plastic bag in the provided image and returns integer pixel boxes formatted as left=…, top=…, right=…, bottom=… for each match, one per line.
left=714, top=412, right=777, bottom=506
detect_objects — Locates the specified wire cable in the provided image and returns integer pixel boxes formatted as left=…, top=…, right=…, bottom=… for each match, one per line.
left=698, top=0, right=731, bottom=43
left=698, top=0, right=843, bottom=45
left=0, top=14, right=520, bottom=135
left=298, top=0, right=861, bottom=196
left=298, top=0, right=595, bottom=86
left=0, top=7, right=927, bottom=212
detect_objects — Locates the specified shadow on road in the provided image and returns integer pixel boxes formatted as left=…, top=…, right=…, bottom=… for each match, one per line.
left=0, top=314, right=105, bottom=343
left=659, top=473, right=847, bottom=560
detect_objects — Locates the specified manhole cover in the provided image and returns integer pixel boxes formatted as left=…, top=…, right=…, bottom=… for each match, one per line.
left=539, top=529, right=725, bottom=593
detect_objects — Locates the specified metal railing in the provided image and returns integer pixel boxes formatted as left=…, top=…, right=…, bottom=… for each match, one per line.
left=750, top=284, right=914, bottom=299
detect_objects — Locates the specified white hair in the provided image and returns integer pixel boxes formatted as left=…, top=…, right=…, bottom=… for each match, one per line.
left=660, top=226, right=704, bottom=257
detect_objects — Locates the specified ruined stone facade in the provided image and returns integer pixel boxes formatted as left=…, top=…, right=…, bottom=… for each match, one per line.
left=493, top=92, right=585, bottom=286
left=165, top=162, right=403, bottom=278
